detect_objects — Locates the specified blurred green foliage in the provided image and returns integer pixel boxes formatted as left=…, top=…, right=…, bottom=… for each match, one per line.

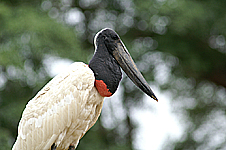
left=0, top=0, right=226, bottom=149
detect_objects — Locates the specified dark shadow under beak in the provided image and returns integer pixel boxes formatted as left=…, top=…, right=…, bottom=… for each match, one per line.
left=112, top=40, right=158, bottom=101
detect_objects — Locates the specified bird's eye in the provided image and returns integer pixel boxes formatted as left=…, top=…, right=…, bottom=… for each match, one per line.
left=103, top=36, right=106, bottom=40
left=112, top=35, right=118, bottom=40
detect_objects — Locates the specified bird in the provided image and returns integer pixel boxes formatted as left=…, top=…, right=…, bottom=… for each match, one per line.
left=12, top=28, right=158, bottom=150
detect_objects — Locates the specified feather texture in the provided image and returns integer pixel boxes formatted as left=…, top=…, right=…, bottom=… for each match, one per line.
left=12, top=62, right=104, bottom=150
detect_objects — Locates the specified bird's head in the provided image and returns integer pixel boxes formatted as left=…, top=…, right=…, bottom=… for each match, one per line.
left=94, top=28, right=120, bottom=53
left=89, top=28, right=158, bottom=101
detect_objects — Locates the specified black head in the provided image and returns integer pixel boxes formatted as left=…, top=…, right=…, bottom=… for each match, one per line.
left=89, top=28, right=158, bottom=101
left=94, top=28, right=120, bottom=52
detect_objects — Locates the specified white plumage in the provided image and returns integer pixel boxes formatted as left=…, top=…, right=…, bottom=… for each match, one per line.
left=12, top=62, right=104, bottom=150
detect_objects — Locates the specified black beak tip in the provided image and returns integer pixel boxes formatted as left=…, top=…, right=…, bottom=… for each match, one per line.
left=151, top=95, right=158, bottom=102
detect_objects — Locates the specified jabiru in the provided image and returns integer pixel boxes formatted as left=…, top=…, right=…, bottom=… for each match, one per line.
left=12, top=28, right=158, bottom=150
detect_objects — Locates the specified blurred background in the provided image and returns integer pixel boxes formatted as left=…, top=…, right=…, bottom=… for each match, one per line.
left=1, top=0, right=226, bottom=149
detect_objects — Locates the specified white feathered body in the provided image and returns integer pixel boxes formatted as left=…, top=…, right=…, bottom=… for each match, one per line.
left=12, top=62, right=104, bottom=150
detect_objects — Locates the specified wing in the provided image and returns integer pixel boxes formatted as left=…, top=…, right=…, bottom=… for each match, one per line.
left=12, top=62, right=104, bottom=150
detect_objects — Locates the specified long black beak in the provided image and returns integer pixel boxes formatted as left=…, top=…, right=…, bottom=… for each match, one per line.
left=112, top=39, right=158, bottom=101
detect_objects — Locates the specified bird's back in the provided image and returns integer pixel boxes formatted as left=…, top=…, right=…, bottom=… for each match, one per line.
left=12, top=62, right=104, bottom=150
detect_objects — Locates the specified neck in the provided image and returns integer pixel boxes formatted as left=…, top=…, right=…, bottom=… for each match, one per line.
left=89, top=42, right=122, bottom=97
